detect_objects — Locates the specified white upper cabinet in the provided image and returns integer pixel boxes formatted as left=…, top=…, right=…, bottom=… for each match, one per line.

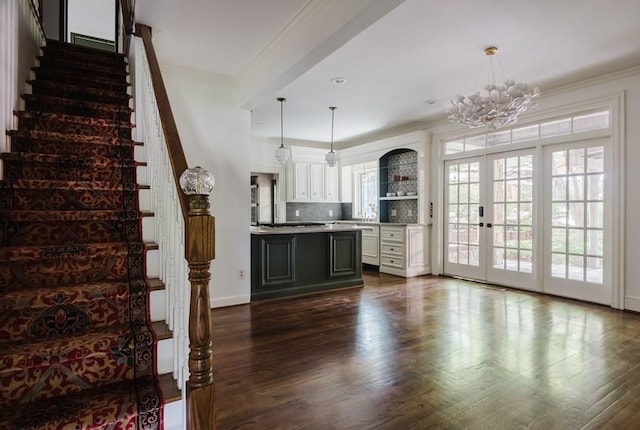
left=287, top=146, right=339, bottom=202
left=326, top=165, right=339, bottom=202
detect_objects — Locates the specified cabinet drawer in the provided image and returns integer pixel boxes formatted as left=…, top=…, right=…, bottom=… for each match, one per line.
left=380, top=227, right=404, bottom=243
left=381, top=255, right=404, bottom=268
left=381, top=243, right=402, bottom=256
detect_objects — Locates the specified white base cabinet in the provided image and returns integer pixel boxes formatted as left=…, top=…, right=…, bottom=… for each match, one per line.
left=361, top=225, right=380, bottom=266
left=379, top=224, right=430, bottom=277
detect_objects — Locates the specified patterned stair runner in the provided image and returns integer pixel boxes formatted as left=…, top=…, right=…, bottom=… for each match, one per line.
left=0, top=39, right=163, bottom=429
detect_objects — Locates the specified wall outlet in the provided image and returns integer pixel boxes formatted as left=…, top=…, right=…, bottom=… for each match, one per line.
left=391, top=209, right=397, bottom=216
left=239, top=269, right=246, bottom=279
left=295, top=210, right=300, bottom=217
left=329, top=210, right=333, bottom=216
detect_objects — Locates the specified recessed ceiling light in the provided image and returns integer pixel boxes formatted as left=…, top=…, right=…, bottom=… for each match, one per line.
left=331, top=77, right=347, bottom=85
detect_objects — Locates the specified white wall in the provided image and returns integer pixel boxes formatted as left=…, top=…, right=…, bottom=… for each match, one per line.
left=162, top=69, right=252, bottom=308
left=67, top=0, right=115, bottom=42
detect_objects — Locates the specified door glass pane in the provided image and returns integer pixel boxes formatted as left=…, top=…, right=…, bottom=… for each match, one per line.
left=587, top=174, right=604, bottom=200
left=569, top=149, right=585, bottom=174
left=490, top=153, right=535, bottom=275
left=552, top=151, right=567, bottom=175
left=548, top=146, right=604, bottom=284
left=447, top=162, right=480, bottom=268
left=568, top=176, right=584, bottom=200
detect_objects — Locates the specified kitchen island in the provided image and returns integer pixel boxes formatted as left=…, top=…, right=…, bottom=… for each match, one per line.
left=250, top=223, right=364, bottom=300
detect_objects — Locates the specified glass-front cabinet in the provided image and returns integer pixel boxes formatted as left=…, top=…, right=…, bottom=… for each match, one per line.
left=379, top=148, right=418, bottom=223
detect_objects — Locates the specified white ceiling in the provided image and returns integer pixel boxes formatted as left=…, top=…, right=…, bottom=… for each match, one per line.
left=135, top=0, right=640, bottom=148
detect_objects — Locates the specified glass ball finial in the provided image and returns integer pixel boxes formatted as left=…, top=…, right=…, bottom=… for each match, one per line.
left=179, top=166, right=215, bottom=195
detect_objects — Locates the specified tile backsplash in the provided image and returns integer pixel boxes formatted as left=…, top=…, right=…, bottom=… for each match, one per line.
left=286, top=202, right=343, bottom=221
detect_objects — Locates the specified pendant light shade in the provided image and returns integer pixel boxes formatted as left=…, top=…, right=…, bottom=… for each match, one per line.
left=275, top=97, right=289, bottom=164
left=448, top=46, right=540, bottom=129
left=325, top=106, right=338, bottom=167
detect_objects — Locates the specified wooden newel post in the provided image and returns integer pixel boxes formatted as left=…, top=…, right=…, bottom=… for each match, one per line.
left=181, top=167, right=216, bottom=430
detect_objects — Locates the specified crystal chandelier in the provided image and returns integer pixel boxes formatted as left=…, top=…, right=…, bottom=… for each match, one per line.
left=448, top=46, right=540, bottom=129
left=325, top=106, right=338, bottom=167
left=275, top=97, right=289, bottom=164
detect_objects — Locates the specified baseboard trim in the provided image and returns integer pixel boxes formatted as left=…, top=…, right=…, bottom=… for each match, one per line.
left=211, top=294, right=250, bottom=308
left=624, top=296, right=640, bottom=312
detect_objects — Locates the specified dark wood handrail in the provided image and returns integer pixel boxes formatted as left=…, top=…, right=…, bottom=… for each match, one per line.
left=134, top=22, right=217, bottom=430
left=135, top=23, right=190, bottom=220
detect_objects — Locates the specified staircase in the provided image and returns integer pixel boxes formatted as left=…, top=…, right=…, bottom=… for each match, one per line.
left=0, top=40, right=175, bottom=429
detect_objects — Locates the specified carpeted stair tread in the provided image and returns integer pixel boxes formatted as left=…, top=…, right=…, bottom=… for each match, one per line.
left=0, top=377, right=161, bottom=430
left=41, top=45, right=126, bottom=67
left=1, top=208, right=144, bottom=222
left=0, top=281, right=130, bottom=342
left=23, top=92, right=132, bottom=114
left=0, top=323, right=153, bottom=405
left=17, top=110, right=132, bottom=129
left=33, top=66, right=130, bottom=90
left=1, top=151, right=139, bottom=182
left=36, top=56, right=128, bottom=79
left=28, top=79, right=131, bottom=106
left=0, top=241, right=142, bottom=263
left=1, top=151, right=139, bottom=167
left=1, top=215, right=143, bottom=246
left=0, top=178, right=140, bottom=191
left=8, top=128, right=135, bottom=159
left=8, top=129, right=135, bottom=146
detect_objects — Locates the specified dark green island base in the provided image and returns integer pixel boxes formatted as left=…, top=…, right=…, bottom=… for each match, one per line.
left=251, top=225, right=363, bottom=301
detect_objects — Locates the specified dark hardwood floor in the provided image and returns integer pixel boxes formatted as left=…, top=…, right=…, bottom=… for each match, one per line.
left=212, top=269, right=640, bottom=429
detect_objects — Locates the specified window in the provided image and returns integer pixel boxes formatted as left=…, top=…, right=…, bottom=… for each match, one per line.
left=444, top=109, right=610, bottom=156
left=352, top=162, right=377, bottom=219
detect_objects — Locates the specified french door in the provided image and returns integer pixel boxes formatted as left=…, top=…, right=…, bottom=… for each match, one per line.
left=543, top=139, right=610, bottom=304
left=444, top=149, right=537, bottom=290
left=444, top=139, right=611, bottom=304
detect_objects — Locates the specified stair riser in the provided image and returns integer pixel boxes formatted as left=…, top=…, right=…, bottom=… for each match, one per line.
left=29, top=81, right=130, bottom=106
left=34, top=69, right=129, bottom=92
left=0, top=188, right=140, bottom=211
left=24, top=92, right=132, bottom=115
left=18, top=111, right=130, bottom=130
left=0, top=252, right=130, bottom=289
left=10, top=136, right=134, bottom=159
left=3, top=161, right=136, bottom=182
left=42, top=46, right=126, bottom=67
left=0, top=284, right=130, bottom=342
left=25, top=99, right=131, bottom=123
left=2, top=218, right=142, bottom=246
left=17, top=117, right=132, bottom=139
left=36, top=57, right=127, bottom=81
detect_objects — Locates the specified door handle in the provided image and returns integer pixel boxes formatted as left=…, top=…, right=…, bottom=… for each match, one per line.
left=479, top=222, right=484, bottom=227
left=479, top=205, right=484, bottom=217
left=487, top=223, right=493, bottom=228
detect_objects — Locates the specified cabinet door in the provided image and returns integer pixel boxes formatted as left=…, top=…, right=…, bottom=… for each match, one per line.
left=294, top=162, right=310, bottom=200
left=326, top=165, right=339, bottom=201
left=309, top=163, right=325, bottom=200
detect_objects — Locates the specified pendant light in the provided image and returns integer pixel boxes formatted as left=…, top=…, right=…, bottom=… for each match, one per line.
left=325, top=106, right=337, bottom=167
left=448, top=46, right=540, bottom=129
left=275, top=97, right=289, bottom=164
